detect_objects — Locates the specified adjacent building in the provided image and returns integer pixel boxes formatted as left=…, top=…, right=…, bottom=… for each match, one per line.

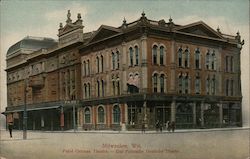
left=3, top=11, right=244, bottom=131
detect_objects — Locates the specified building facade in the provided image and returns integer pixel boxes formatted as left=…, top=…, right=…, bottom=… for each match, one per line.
left=4, top=11, right=244, bottom=131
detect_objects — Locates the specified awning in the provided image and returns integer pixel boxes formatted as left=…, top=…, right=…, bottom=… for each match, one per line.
left=2, top=105, right=60, bottom=114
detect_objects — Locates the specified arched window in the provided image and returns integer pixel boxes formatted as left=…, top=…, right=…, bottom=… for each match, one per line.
left=184, top=75, right=189, bottom=94
left=195, top=75, right=201, bottom=94
left=231, top=80, right=234, bottom=96
left=206, top=51, right=210, bottom=70
left=178, top=48, right=182, bottom=67
left=153, top=45, right=157, bottom=65
left=101, top=55, right=104, bottom=72
left=97, top=81, right=100, bottom=97
left=160, top=74, right=165, bottom=93
left=87, top=60, right=90, bottom=75
left=135, top=46, right=139, bottom=66
left=206, top=77, right=210, bottom=95
left=195, top=49, right=200, bottom=69
left=84, top=83, right=87, bottom=98
left=83, top=61, right=86, bottom=76
left=96, top=57, right=100, bottom=73
left=153, top=73, right=158, bottom=92
left=98, top=106, right=105, bottom=123
left=117, top=80, right=120, bottom=95
left=129, top=47, right=133, bottom=66
left=84, top=107, right=91, bottom=123
left=184, top=48, right=189, bottom=68
left=178, top=74, right=182, bottom=94
left=112, top=80, right=116, bottom=95
left=211, top=51, right=215, bottom=70
left=116, top=51, right=120, bottom=69
left=226, top=79, right=229, bottom=96
left=211, top=77, right=216, bottom=95
left=112, top=52, right=115, bottom=70
left=160, top=46, right=164, bottom=65
left=113, top=105, right=120, bottom=123
left=88, top=83, right=91, bottom=98
left=101, top=80, right=105, bottom=97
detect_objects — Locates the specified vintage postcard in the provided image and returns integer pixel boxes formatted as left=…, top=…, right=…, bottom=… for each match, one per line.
left=0, top=0, right=249, bottom=159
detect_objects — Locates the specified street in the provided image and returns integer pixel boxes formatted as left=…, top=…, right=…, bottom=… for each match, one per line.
left=0, top=128, right=249, bottom=159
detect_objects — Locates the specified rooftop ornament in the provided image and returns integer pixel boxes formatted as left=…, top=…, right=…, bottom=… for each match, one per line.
left=66, top=10, right=72, bottom=24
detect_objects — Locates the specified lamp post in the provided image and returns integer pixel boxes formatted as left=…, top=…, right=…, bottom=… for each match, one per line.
left=23, top=78, right=28, bottom=140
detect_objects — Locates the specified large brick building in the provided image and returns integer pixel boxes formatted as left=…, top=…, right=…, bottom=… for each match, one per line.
left=3, top=11, right=244, bottom=130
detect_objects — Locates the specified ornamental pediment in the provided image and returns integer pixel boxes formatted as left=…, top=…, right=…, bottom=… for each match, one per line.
left=88, top=25, right=121, bottom=44
left=175, top=21, right=224, bottom=39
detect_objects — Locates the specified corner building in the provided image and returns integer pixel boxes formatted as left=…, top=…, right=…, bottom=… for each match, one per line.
left=4, top=11, right=244, bottom=130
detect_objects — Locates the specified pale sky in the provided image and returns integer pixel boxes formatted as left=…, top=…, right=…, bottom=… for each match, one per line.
left=0, top=0, right=249, bottom=126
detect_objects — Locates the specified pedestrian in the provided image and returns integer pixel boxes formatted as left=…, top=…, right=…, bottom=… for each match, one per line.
left=171, top=121, right=176, bottom=132
left=159, top=122, right=163, bottom=132
left=155, top=120, right=160, bottom=132
left=141, top=122, right=145, bottom=134
left=167, top=121, right=171, bottom=132
left=8, top=122, right=13, bottom=138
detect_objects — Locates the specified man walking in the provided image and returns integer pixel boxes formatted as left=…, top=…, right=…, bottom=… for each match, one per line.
left=8, top=122, right=13, bottom=138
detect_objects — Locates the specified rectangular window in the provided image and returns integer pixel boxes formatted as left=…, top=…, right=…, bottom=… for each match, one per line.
left=230, top=56, right=234, bottom=72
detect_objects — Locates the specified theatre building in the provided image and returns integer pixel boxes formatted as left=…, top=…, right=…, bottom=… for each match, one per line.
left=3, top=11, right=244, bottom=130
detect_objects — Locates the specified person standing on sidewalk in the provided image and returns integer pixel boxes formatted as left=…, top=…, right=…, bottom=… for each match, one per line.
left=8, top=122, right=13, bottom=138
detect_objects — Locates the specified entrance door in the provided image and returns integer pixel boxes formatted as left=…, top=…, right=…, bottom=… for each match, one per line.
left=156, top=107, right=170, bottom=125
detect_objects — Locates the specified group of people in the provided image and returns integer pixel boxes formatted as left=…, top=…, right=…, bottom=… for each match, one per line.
left=141, top=120, right=176, bottom=133
left=155, top=120, right=175, bottom=132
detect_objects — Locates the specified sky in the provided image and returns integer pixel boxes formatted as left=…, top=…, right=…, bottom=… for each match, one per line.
left=0, top=0, right=249, bottom=126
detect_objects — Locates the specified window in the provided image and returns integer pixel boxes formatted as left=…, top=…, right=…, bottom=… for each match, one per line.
left=178, top=75, right=182, bottom=94
left=88, top=83, right=91, bottom=98
left=96, top=57, right=100, bottom=73
left=184, top=75, right=189, bottom=94
left=153, top=73, right=158, bottom=92
left=230, top=56, right=234, bottom=72
left=83, top=61, right=86, bottom=76
left=129, top=47, right=133, bottom=66
left=206, top=52, right=210, bottom=70
left=195, top=49, right=200, bottom=69
left=184, top=49, right=189, bottom=68
left=116, top=51, right=120, bottom=69
left=97, top=81, right=100, bottom=97
left=178, top=48, right=182, bottom=67
left=160, top=74, right=165, bottom=93
left=86, top=60, right=90, bottom=75
left=206, top=77, right=210, bottom=95
left=160, top=46, right=164, bottom=65
left=226, top=79, right=229, bottom=96
left=101, top=55, right=104, bottom=72
left=225, top=56, right=229, bottom=72
left=84, top=83, right=87, bottom=98
left=211, top=77, right=216, bottom=95
left=231, top=80, right=234, bottom=96
left=211, top=51, right=216, bottom=70
left=112, top=52, right=115, bottom=70
left=113, top=105, right=120, bottom=123
left=112, top=81, right=116, bottom=95
left=135, top=46, right=139, bottom=66
left=153, top=45, right=157, bottom=65
left=101, top=80, right=105, bottom=97
left=84, top=107, right=91, bottom=123
left=195, top=76, right=201, bottom=94
left=117, top=80, right=120, bottom=95
left=98, top=106, right=105, bottom=123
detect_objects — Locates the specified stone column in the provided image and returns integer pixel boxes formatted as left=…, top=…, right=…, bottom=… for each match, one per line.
left=193, top=103, right=196, bottom=127
left=124, top=103, right=128, bottom=125
left=171, top=99, right=176, bottom=122
left=77, top=107, right=83, bottom=130
left=201, top=101, right=205, bottom=127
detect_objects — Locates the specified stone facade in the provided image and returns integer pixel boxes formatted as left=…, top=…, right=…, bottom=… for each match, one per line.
left=4, top=11, right=244, bottom=131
